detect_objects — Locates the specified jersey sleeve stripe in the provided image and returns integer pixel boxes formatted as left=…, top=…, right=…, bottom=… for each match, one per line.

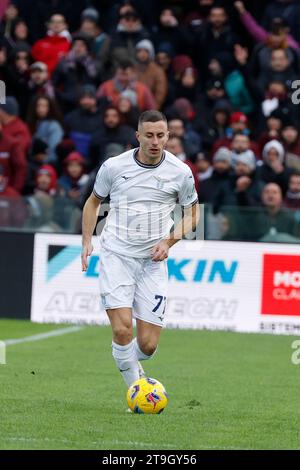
left=93, top=189, right=106, bottom=201
left=182, top=198, right=199, bottom=209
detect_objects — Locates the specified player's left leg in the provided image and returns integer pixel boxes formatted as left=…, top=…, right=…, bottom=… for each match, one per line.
left=135, top=319, right=162, bottom=361
left=133, top=258, right=168, bottom=372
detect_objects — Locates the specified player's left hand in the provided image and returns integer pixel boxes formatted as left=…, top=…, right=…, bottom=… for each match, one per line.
left=151, top=241, right=170, bottom=262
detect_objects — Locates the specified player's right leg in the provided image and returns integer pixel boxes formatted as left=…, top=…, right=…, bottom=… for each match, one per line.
left=107, top=308, right=141, bottom=388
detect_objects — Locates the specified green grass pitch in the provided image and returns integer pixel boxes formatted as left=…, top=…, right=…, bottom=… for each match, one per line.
left=0, top=319, right=300, bottom=450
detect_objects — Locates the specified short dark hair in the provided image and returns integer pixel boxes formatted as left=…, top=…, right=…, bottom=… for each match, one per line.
left=117, top=58, right=135, bottom=70
left=138, top=110, right=167, bottom=128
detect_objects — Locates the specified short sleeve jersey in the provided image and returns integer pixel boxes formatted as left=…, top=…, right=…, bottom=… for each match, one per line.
left=93, top=148, right=198, bottom=258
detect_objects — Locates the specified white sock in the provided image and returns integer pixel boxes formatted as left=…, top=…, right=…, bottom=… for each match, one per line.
left=112, top=340, right=140, bottom=387
left=133, top=338, right=157, bottom=361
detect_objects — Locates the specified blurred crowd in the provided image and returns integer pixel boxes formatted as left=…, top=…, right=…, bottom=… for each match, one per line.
left=1, top=0, right=300, bottom=240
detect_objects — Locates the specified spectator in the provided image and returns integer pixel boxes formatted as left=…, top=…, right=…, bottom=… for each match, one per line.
left=52, top=32, right=100, bottom=111
left=34, top=164, right=57, bottom=195
left=257, top=107, right=286, bottom=153
left=235, top=1, right=300, bottom=95
left=3, top=16, right=31, bottom=53
left=195, top=99, right=231, bottom=151
left=259, top=139, right=292, bottom=194
left=135, top=39, right=168, bottom=109
left=27, top=96, right=64, bottom=164
left=165, top=136, right=199, bottom=193
left=212, top=114, right=259, bottom=157
left=194, top=5, right=238, bottom=82
left=284, top=172, right=300, bottom=210
left=195, top=152, right=213, bottom=182
left=214, top=150, right=263, bottom=210
left=108, top=9, right=150, bottom=65
left=0, top=1, right=13, bottom=22
left=281, top=122, right=300, bottom=171
left=96, top=59, right=156, bottom=111
left=0, top=96, right=31, bottom=153
left=206, top=49, right=254, bottom=115
left=117, top=89, right=140, bottom=129
left=0, top=163, right=27, bottom=228
left=31, top=14, right=71, bottom=75
left=58, top=151, right=89, bottom=203
left=196, top=78, right=230, bottom=124
left=0, top=3, right=19, bottom=39
left=89, top=106, right=137, bottom=168
left=234, top=1, right=299, bottom=49
left=0, top=129, right=27, bottom=193
left=230, top=133, right=256, bottom=162
left=260, top=80, right=291, bottom=122
left=0, top=39, right=12, bottom=88
left=7, top=45, right=32, bottom=116
left=256, top=49, right=299, bottom=101
left=199, top=147, right=232, bottom=204
left=173, top=63, right=199, bottom=104
left=262, top=0, right=300, bottom=43
left=224, top=67, right=254, bottom=116
left=184, top=0, right=215, bottom=30
left=27, top=61, right=55, bottom=102
left=151, top=7, right=191, bottom=55
left=24, top=138, right=49, bottom=195
left=258, top=182, right=296, bottom=237
left=168, top=118, right=202, bottom=158
left=64, top=85, right=105, bottom=159
left=155, top=42, right=174, bottom=76
left=79, top=7, right=110, bottom=64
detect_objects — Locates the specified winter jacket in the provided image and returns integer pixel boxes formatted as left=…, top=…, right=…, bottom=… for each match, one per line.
left=89, top=125, right=138, bottom=168
left=97, top=79, right=157, bottom=111
left=34, top=120, right=64, bottom=163
left=214, top=171, right=264, bottom=212
left=2, top=117, right=32, bottom=154
left=135, top=62, right=168, bottom=109
left=52, top=52, right=100, bottom=108
left=108, top=28, right=150, bottom=64
left=199, top=170, right=232, bottom=204
left=282, top=138, right=300, bottom=171
left=65, top=108, right=103, bottom=135
left=31, top=34, right=71, bottom=75
left=0, top=135, right=27, bottom=193
left=240, top=10, right=299, bottom=49
left=258, top=139, right=292, bottom=194
left=224, top=70, right=254, bottom=115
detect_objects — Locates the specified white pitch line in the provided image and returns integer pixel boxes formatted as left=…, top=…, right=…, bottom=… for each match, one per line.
left=4, top=326, right=84, bottom=346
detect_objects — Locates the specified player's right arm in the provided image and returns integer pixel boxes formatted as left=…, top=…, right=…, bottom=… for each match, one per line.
left=81, top=193, right=101, bottom=271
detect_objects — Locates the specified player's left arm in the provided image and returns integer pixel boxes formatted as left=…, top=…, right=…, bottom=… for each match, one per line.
left=151, top=202, right=200, bottom=262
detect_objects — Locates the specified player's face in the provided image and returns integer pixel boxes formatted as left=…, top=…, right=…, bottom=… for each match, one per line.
left=136, top=121, right=169, bottom=161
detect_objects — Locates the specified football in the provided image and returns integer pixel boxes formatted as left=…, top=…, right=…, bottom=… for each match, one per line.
left=127, top=377, right=168, bottom=414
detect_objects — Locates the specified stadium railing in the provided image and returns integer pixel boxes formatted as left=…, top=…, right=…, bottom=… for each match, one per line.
left=1, top=198, right=300, bottom=243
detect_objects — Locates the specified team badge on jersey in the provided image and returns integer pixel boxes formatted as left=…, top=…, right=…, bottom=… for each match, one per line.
left=154, top=176, right=171, bottom=189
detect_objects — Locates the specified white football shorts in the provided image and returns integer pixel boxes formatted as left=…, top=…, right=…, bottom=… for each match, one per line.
left=99, top=245, right=168, bottom=327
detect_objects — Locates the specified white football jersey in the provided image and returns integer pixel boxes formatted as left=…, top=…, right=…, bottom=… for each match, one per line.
left=93, top=148, right=198, bottom=258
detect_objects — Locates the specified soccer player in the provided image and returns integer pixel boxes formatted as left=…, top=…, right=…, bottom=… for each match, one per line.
left=81, top=110, right=199, bottom=390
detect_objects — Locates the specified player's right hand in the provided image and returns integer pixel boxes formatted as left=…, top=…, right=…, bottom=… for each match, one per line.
left=81, top=242, right=94, bottom=272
